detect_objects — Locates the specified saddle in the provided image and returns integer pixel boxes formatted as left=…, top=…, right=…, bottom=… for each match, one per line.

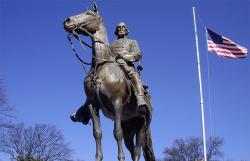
left=72, top=90, right=152, bottom=126
left=72, top=63, right=152, bottom=125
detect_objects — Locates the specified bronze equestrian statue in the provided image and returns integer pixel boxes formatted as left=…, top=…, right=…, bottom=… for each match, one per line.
left=71, top=22, right=148, bottom=123
left=63, top=3, right=155, bottom=161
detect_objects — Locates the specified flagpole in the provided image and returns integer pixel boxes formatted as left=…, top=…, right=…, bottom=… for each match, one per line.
left=192, top=6, right=207, bottom=161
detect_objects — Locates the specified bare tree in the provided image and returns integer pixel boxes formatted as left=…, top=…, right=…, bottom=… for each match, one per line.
left=0, top=81, right=13, bottom=129
left=1, top=123, right=72, bottom=161
left=206, top=137, right=224, bottom=161
left=0, top=81, right=14, bottom=152
left=161, top=137, right=223, bottom=161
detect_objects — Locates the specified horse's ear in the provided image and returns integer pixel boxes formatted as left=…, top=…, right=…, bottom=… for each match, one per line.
left=92, top=2, right=98, bottom=13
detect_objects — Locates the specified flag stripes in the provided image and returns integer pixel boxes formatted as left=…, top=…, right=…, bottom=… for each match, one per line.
left=206, top=28, right=248, bottom=58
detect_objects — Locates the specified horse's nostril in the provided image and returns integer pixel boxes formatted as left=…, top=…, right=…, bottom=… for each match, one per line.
left=65, top=18, right=71, bottom=23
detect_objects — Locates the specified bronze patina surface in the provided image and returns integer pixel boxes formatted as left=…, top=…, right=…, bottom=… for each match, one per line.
left=64, top=3, right=155, bottom=161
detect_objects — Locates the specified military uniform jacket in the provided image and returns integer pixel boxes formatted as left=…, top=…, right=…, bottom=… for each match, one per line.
left=111, top=38, right=142, bottom=64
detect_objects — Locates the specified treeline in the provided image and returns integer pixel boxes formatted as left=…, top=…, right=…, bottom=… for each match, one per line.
left=0, top=81, right=83, bottom=161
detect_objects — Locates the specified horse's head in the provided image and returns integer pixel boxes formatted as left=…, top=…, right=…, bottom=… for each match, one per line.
left=64, top=3, right=102, bottom=36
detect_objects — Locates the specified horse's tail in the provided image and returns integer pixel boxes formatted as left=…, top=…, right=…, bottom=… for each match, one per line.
left=143, top=127, right=156, bottom=161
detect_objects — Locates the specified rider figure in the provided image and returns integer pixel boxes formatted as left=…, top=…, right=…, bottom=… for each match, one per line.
left=111, top=22, right=148, bottom=114
left=70, top=22, right=148, bottom=123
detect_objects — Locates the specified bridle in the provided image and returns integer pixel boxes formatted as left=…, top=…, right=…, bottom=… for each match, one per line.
left=66, top=14, right=115, bottom=74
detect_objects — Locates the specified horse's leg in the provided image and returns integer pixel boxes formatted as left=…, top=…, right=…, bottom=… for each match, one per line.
left=88, top=103, right=103, bottom=161
left=142, top=127, right=156, bottom=161
left=122, top=122, right=135, bottom=160
left=134, top=124, right=146, bottom=161
left=113, top=99, right=125, bottom=161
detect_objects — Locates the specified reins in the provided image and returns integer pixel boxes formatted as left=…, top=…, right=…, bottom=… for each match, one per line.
left=72, top=28, right=115, bottom=63
left=67, top=34, right=91, bottom=65
left=66, top=15, right=117, bottom=77
left=67, top=33, right=92, bottom=75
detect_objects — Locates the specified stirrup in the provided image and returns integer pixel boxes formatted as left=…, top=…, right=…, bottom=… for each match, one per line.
left=137, top=104, right=148, bottom=114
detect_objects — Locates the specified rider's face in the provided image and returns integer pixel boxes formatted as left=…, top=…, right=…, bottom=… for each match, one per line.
left=117, top=25, right=126, bottom=37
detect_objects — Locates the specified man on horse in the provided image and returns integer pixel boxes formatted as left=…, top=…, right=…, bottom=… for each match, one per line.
left=111, top=22, right=148, bottom=114
left=70, top=22, right=148, bottom=124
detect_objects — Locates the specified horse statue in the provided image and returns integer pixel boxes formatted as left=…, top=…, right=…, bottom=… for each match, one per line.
left=63, top=3, right=155, bottom=161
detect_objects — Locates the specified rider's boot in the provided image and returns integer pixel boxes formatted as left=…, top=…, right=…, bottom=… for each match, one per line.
left=130, top=74, right=148, bottom=114
left=70, top=105, right=90, bottom=125
left=70, top=113, right=78, bottom=122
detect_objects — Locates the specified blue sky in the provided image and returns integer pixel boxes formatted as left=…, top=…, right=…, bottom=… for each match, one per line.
left=0, top=0, right=249, bottom=161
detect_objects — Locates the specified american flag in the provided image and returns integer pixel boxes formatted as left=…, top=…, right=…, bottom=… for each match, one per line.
left=206, top=28, right=247, bottom=58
